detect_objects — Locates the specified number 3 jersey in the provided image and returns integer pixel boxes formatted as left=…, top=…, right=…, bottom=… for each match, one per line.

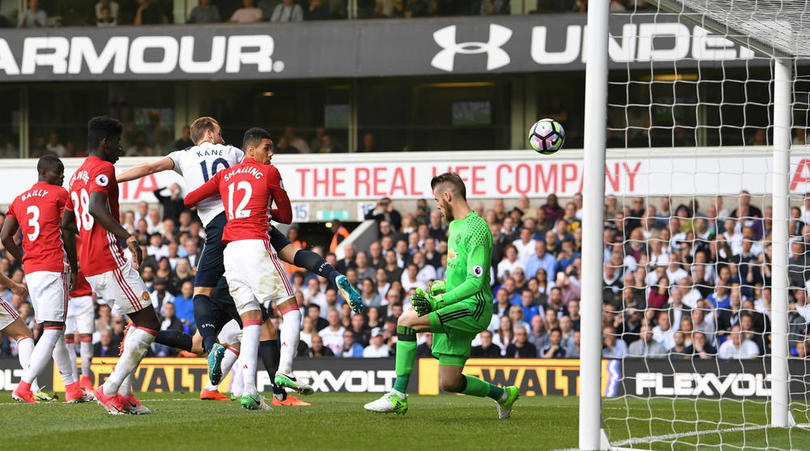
left=167, top=142, right=244, bottom=227
left=66, top=156, right=125, bottom=277
left=183, top=157, right=292, bottom=244
left=6, top=181, right=69, bottom=274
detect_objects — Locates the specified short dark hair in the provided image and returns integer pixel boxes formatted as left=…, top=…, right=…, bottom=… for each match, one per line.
left=430, top=172, right=466, bottom=200
left=87, top=116, right=122, bottom=150
left=37, top=155, right=63, bottom=174
left=190, top=116, right=219, bottom=144
left=242, top=127, right=272, bottom=151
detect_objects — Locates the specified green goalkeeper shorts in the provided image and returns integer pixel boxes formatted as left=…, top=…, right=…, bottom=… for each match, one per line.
left=428, top=300, right=492, bottom=367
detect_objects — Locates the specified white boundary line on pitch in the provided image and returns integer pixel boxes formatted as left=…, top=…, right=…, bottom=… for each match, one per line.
left=612, top=423, right=810, bottom=447
left=0, top=398, right=201, bottom=406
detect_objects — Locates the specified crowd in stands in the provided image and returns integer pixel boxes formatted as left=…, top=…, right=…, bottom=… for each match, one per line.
left=0, top=0, right=658, bottom=28
left=2, top=183, right=809, bottom=362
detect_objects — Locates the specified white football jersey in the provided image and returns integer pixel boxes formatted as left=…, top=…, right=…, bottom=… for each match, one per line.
left=168, top=142, right=244, bottom=226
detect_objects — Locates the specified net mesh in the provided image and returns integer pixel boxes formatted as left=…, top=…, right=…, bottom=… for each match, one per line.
left=657, top=0, right=810, bottom=57
left=599, top=2, right=810, bottom=449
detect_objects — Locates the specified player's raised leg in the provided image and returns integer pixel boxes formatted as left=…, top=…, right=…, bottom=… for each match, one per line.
left=270, top=228, right=363, bottom=314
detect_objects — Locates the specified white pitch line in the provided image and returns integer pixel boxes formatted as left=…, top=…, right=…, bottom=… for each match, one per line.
left=0, top=398, right=202, bottom=406
left=612, top=424, right=776, bottom=447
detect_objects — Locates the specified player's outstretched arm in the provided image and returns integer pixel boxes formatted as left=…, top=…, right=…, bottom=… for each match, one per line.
left=116, top=157, right=174, bottom=183
left=88, top=191, right=142, bottom=269
left=61, top=210, right=79, bottom=289
left=183, top=172, right=221, bottom=208
left=0, top=216, right=23, bottom=263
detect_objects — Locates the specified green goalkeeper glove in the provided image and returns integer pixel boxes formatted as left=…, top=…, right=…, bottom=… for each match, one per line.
left=429, top=280, right=446, bottom=297
left=411, top=288, right=444, bottom=317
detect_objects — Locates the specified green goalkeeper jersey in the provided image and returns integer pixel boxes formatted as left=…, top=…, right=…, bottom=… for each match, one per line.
left=442, top=211, right=494, bottom=309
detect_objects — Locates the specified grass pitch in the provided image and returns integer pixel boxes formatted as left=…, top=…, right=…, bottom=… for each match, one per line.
left=2, top=392, right=809, bottom=450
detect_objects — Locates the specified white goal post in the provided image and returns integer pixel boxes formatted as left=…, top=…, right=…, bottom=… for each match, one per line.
left=580, top=0, right=807, bottom=449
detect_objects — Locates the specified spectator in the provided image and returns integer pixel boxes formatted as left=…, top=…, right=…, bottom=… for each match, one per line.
left=96, top=0, right=120, bottom=22
left=541, top=327, right=566, bottom=358
left=173, top=125, right=194, bottom=149
left=306, top=334, right=334, bottom=357
left=669, top=331, right=689, bottom=358
left=492, top=315, right=514, bottom=354
left=319, top=310, right=345, bottom=355
left=364, top=328, right=390, bottom=357
left=652, top=311, right=675, bottom=349
left=355, top=252, right=376, bottom=280
left=282, top=126, right=310, bottom=153
left=471, top=330, right=502, bottom=358
left=18, top=0, right=46, bottom=28
left=45, top=132, right=66, bottom=156
left=360, top=278, right=382, bottom=307
left=231, top=0, right=263, bottom=22
left=480, top=0, right=508, bottom=15
left=340, top=330, right=364, bottom=357
left=97, top=5, right=117, bottom=25
left=542, top=194, right=565, bottom=225
left=329, top=220, right=350, bottom=253
left=188, top=0, right=221, bottom=23
left=416, top=332, right=433, bottom=357
left=94, top=329, right=120, bottom=357
left=172, top=280, right=195, bottom=324
left=365, top=197, right=402, bottom=231
left=718, top=325, right=760, bottom=359
left=271, top=0, right=304, bottom=21
left=627, top=323, right=668, bottom=357
left=150, top=277, right=174, bottom=312
left=134, top=0, right=167, bottom=25
left=505, top=327, right=537, bottom=358
left=153, top=184, right=185, bottom=223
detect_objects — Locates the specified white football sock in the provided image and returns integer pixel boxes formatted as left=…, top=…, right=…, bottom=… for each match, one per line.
left=278, top=309, right=301, bottom=375
left=118, top=374, right=132, bottom=396
left=239, top=324, right=261, bottom=397
left=80, top=339, right=93, bottom=377
left=65, top=339, right=79, bottom=381
left=52, top=332, right=76, bottom=386
left=229, top=355, right=244, bottom=395
left=103, top=327, right=155, bottom=396
left=22, top=328, right=61, bottom=384
left=16, top=337, right=37, bottom=391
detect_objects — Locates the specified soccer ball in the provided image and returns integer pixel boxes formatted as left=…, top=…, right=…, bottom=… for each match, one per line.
left=528, top=118, right=565, bottom=154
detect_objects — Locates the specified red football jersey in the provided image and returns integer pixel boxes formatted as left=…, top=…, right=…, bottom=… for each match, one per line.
left=69, top=269, right=92, bottom=298
left=66, top=156, right=125, bottom=277
left=184, top=157, right=292, bottom=243
left=6, top=181, right=68, bottom=274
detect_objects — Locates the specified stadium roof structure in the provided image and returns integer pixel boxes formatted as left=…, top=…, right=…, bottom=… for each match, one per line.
left=653, top=0, right=810, bottom=58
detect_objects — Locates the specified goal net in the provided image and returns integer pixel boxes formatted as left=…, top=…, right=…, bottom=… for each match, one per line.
left=594, top=1, right=810, bottom=449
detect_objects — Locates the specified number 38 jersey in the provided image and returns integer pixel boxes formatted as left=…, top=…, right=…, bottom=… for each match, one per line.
left=183, top=157, right=292, bottom=244
left=6, top=181, right=68, bottom=274
left=167, top=142, right=244, bottom=227
left=66, top=156, right=125, bottom=277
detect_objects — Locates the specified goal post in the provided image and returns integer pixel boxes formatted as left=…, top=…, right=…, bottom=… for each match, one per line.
left=580, top=0, right=806, bottom=448
left=580, top=0, right=610, bottom=449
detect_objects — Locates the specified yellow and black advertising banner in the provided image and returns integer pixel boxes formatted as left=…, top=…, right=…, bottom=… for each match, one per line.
left=418, top=358, right=620, bottom=396
left=52, top=358, right=232, bottom=393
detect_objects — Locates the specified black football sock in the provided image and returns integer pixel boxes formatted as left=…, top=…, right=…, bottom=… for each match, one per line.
left=193, top=294, right=217, bottom=353
left=155, top=329, right=192, bottom=352
left=260, top=339, right=286, bottom=400
left=294, top=250, right=341, bottom=288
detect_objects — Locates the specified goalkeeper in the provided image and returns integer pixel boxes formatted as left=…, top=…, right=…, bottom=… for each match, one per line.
left=364, top=172, right=519, bottom=419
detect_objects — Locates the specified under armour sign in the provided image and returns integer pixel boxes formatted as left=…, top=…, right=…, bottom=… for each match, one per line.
left=431, top=24, right=512, bottom=72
